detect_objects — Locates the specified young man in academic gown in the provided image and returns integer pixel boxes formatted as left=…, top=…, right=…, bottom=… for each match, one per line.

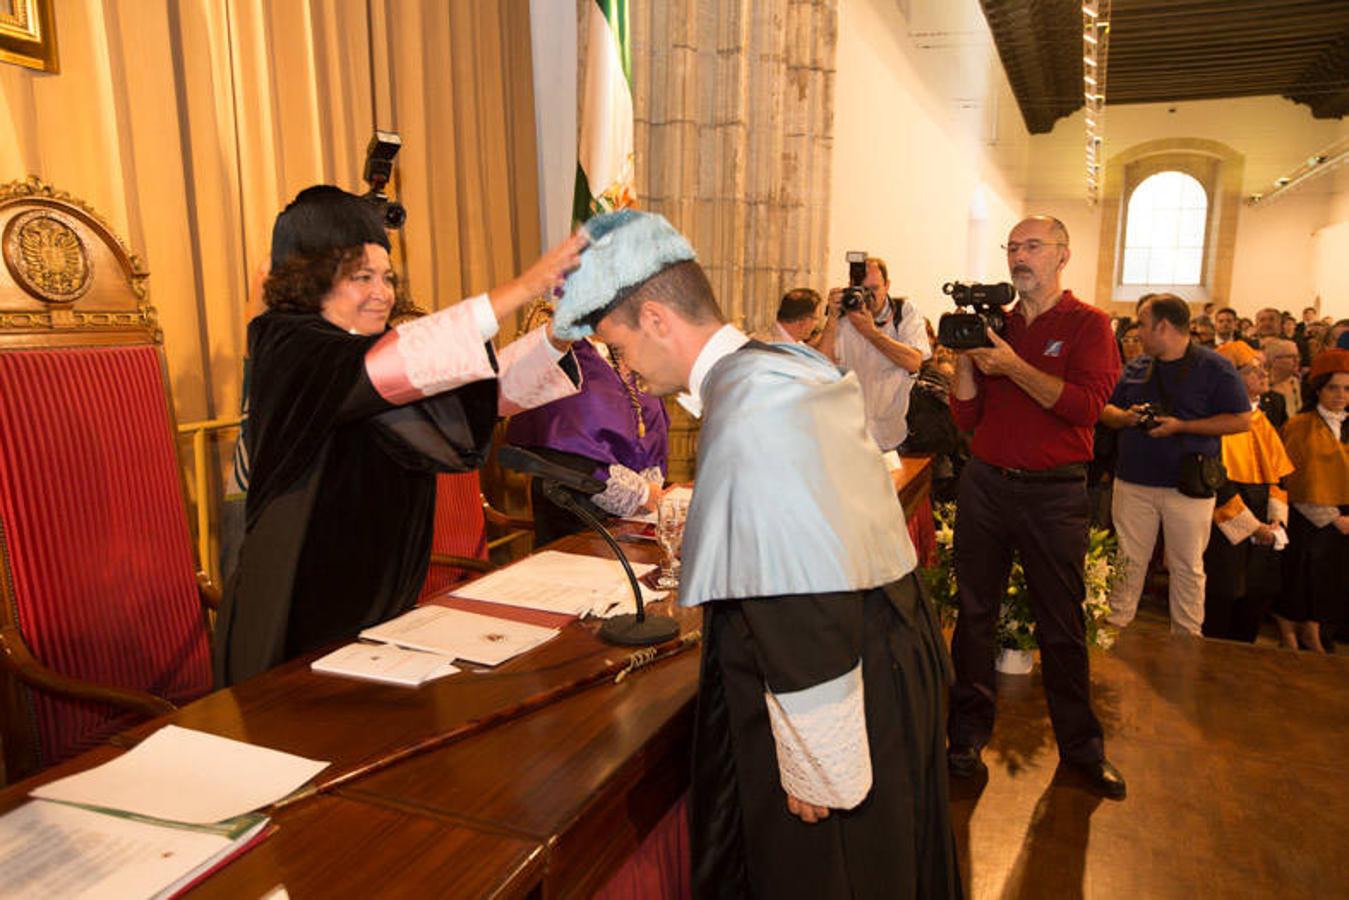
left=553, top=211, right=961, bottom=900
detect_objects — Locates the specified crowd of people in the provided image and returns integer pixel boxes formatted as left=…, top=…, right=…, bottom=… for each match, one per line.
left=1093, top=300, right=1349, bottom=651
left=218, top=185, right=1345, bottom=896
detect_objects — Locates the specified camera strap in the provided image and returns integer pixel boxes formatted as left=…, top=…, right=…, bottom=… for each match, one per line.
left=876, top=296, right=903, bottom=329
left=1146, top=345, right=1198, bottom=449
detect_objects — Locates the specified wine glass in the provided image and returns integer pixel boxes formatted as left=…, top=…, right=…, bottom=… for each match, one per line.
left=655, top=496, right=688, bottom=590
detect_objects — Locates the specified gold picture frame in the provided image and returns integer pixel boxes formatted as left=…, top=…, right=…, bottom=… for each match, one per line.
left=0, top=0, right=58, bottom=74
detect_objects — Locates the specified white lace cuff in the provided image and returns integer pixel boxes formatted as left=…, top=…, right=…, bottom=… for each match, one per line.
left=764, top=662, right=872, bottom=810
left=1295, top=503, right=1340, bottom=529
left=1217, top=507, right=1261, bottom=546
left=592, top=464, right=649, bottom=517
left=1268, top=496, right=1288, bottom=528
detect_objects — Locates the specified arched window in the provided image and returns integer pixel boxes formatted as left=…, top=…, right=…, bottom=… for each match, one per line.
left=1120, top=171, right=1208, bottom=286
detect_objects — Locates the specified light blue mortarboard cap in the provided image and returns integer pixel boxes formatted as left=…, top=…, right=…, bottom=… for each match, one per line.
left=551, top=210, right=696, bottom=340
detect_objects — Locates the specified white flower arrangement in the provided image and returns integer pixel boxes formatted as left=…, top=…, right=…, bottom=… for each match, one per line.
left=922, top=503, right=1120, bottom=652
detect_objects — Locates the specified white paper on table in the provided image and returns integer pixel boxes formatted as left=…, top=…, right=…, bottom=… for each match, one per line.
left=621, top=485, right=693, bottom=524
left=311, top=642, right=460, bottom=686
left=449, top=550, right=660, bottom=618
left=360, top=606, right=559, bottom=667
left=30, top=725, right=329, bottom=825
left=0, top=799, right=266, bottom=899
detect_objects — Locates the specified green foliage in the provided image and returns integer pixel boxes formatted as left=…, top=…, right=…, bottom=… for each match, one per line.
left=921, top=503, right=1120, bottom=652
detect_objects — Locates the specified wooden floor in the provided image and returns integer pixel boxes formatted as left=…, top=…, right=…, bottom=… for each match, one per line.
left=953, top=607, right=1349, bottom=899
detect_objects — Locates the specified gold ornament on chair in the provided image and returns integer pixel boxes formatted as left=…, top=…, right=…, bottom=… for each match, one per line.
left=4, top=210, right=93, bottom=303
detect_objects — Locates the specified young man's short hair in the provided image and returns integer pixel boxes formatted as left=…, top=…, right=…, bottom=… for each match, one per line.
left=777, top=288, right=821, bottom=323
left=1140, top=292, right=1191, bottom=330
left=587, top=260, right=725, bottom=331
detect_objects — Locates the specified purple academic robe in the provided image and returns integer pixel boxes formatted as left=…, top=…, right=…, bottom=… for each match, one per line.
left=506, top=338, right=669, bottom=481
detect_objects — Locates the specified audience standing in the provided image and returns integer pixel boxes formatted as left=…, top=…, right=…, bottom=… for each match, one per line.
left=1273, top=349, right=1349, bottom=653
left=1101, top=293, right=1250, bottom=637
left=1203, top=342, right=1294, bottom=642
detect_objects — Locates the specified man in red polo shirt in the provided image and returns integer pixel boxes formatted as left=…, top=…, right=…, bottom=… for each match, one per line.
left=947, top=215, right=1126, bottom=799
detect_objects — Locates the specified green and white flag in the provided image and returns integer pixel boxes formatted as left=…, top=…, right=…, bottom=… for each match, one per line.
left=573, top=0, right=636, bottom=223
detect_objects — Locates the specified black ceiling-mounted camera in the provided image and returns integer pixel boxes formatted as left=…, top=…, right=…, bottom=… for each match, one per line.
left=361, top=130, right=407, bottom=230
left=936, top=281, right=1016, bottom=349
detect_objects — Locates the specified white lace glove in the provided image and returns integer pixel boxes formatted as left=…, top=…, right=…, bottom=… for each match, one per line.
left=592, top=464, right=650, bottom=517
left=764, top=662, right=872, bottom=810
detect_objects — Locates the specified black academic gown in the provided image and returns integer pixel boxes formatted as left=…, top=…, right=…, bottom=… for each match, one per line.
left=212, top=310, right=502, bottom=686
left=691, top=576, right=961, bottom=900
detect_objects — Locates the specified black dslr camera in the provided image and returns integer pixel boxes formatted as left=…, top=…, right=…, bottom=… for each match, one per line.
left=937, top=281, right=1015, bottom=349
left=839, top=250, right=870, bottom=314
left=1134, top=402, right=1165, bottom=431
left=361, top=130, right=407, bottom=229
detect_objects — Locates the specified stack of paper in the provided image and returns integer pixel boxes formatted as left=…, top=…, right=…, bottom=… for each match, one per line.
left=2, top=725, right=329, bottom=898
left=360, top=605, right=559, bottom=666
left=449, top=550, right=659, bottom=618
left=311, top=642, right=460, bottom=686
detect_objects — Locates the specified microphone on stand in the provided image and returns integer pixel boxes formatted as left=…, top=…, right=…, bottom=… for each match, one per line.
left=498, top=446, right=680, bottom=647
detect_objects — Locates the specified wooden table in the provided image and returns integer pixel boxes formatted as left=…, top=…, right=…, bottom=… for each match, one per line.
left=0, top=459, right=932, bottom=898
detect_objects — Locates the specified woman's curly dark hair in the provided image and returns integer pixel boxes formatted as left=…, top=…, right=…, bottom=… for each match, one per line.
left=263, top=245, right=420, bottom=321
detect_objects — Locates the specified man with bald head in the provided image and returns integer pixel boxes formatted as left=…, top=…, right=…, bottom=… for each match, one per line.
left=948, top=215, right=1126, bottom=798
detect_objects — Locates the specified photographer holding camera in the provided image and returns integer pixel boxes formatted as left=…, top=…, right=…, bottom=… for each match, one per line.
left=816, top=255, right=930, bottom=451
left=1100, top=293, right=1251, bottom=638
left=946, top=216, right=1126, bottom=798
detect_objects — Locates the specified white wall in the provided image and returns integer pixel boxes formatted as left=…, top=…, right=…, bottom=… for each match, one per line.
left=1026, top=97, right=1344, bottom=315
left=529, top=0, right=578, bottom=249
left=825, top=0, right=1029, bottom=327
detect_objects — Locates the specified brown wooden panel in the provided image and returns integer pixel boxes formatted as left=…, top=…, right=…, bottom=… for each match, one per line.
left=185, top=796, right=544, bottom=900
left=344, top=648, right=700, bottom=899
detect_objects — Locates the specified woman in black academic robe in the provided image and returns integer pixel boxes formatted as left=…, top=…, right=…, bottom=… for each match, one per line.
left=213, top=186, right=584, bottom=686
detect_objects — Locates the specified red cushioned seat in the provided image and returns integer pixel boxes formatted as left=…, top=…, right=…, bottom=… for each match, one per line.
left=0, top=179, right=213, bottom=784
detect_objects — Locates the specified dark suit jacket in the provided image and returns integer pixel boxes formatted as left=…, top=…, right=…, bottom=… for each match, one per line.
left=1258, top=390, right=1288, bottom=430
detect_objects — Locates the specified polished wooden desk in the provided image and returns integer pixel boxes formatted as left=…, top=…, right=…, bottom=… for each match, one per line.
left=0, top=747, right=547, bottom=899
left=0, top=459, right=932, bottom=898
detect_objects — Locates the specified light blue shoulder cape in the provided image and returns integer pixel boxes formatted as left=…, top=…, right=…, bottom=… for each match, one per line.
left=679, top=342, right=918, bottom=607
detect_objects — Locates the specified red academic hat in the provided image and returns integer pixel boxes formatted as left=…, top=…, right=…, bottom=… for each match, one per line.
left=1309, top=348, right=1349, bottom=382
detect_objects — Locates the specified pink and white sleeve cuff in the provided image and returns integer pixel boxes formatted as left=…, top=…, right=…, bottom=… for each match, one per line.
left=365, top=298, right=496, bottom=404
left=497, top=326, right=581, bottom=416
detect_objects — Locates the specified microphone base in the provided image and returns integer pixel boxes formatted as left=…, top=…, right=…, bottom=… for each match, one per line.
left=599, top=613, right=681, bottom=647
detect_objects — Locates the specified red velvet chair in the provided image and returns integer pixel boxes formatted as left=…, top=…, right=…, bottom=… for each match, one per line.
left=0, top=178, right=215, bottom=784
left=418, top=471, right=534, bottom=601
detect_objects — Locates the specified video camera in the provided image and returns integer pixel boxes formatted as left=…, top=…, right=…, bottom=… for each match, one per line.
left=937, top=281, right=1015, bottom=349
left=839, top=250, right=870, bottom=314
left=361, top=130, right=407, bottom=230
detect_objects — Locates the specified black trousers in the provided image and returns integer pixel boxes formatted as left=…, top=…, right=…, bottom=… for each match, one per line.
left=949, top=459, right=1105, bottom=764
left=1203, top=483, right=1279, bottom=643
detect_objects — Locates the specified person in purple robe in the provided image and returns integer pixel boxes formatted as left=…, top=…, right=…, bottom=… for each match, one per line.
left=506, top=326, right=670, bottom=545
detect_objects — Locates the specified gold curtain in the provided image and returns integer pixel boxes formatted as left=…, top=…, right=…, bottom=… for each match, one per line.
left=0, top=0, right=540, bottom=425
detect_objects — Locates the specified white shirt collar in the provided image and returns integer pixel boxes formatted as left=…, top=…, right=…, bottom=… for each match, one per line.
left=774, top=321, right=797, bottom=344
left=677, top=324, right=750, bottom=418
left=1318, top=404, right=1346, bottom=435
